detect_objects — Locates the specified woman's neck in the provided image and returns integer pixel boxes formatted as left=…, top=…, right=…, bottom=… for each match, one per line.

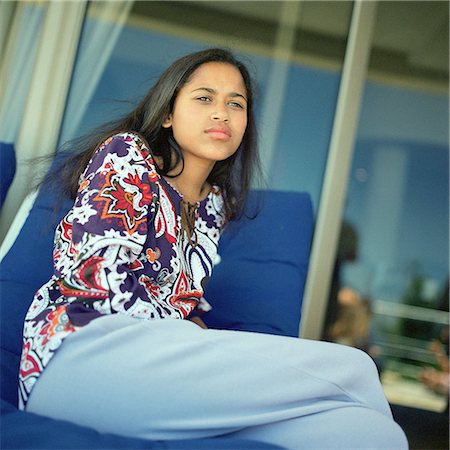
left=165, top=158, right=214, bottom=204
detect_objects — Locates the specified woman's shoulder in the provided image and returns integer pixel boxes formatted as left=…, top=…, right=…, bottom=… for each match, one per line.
left=78, top=131, right=159, bottom=188
left=95, top=131, right=158, bottom=172
left=100, top=131, right=151, bottom=156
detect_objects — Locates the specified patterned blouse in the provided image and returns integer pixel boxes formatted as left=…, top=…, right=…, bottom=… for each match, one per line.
left=19, top=132, right=225, bottom=408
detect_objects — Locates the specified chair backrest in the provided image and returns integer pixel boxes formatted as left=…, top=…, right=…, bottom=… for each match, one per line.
left=0, top=142, right=16, bottom=207
left=0, top=183, right=73, bottom=358
left=0, top=180, right=73, bottom=406
left=204, top=190, right=314, bottom=337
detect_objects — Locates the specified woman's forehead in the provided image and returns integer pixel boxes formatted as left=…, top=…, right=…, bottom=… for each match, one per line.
left=184, top=62, right=247, bottom=95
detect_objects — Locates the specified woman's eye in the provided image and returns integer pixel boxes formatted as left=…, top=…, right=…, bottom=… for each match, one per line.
left=229, top=101, right=244, bottom=109
left=197, top=96, right=211, bottom=102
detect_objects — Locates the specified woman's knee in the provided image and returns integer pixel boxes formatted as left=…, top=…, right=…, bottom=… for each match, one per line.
left=333, top=406, right=408, bottom=449
left=225, top=406, right=408, bottom=450
left=342, top=344, right=379, bottom=378
left=324, top=343, right=392, bottom=413
left=318, top=341, right=378, bottom=385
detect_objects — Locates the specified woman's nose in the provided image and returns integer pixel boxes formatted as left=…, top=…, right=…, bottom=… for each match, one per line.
left=211, top=106, right=229, bottom=122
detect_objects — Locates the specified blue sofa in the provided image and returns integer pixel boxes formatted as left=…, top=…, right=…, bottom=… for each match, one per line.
left=0, top=142, right=16, bottom=208
left=0, top=180, right=313, bottom=449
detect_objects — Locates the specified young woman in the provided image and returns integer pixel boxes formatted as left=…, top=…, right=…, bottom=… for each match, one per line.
left=19, top=48, right=407, bottom=449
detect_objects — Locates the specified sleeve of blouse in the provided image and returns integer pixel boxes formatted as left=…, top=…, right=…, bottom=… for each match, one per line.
left=57, top=133, right=178, bottom=319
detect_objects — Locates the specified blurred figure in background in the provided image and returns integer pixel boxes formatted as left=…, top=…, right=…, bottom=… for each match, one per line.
left=418, top=279, right=449, bottom=412
left=328, top=288, right=383, bottom=372
left=322, top=221, right=358, bottom=341
left=418, top=335, right=449, bottom=397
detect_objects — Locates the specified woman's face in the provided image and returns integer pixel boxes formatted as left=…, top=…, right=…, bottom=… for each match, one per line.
left=163, top=62, right=248, bottom=168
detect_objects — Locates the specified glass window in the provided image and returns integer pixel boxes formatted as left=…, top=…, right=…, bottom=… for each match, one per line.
left=58, top=0, right=353, bottom=212
left=324, top=0, right=449, bottom=415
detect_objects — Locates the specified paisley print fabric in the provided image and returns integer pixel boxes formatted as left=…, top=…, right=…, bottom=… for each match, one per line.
left=19, top=132, right=224, bottom=408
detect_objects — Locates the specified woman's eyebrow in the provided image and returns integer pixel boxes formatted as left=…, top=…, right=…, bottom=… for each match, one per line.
left=191, top=87, right=247, bottom=102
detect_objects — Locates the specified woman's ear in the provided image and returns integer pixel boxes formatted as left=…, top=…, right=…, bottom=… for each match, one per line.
left=162, top=115, right=172, bottom=128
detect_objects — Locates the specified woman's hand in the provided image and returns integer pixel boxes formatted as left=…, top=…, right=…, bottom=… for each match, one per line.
left=189, top=316, right=208, bottom=329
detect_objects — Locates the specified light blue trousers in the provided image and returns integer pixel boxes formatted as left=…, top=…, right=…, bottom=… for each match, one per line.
left=27, top=315, right=408, bottom=449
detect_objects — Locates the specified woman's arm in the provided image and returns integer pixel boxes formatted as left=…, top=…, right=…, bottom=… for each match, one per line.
left=57, top=134, right=190, bottom=320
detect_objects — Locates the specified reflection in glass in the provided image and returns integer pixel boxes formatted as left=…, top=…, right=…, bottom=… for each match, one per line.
left=325, top=1, right=449, bottom=417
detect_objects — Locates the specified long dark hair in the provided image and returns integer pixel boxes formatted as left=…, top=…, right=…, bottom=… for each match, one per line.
left=49, top=48, right=261, bottom=220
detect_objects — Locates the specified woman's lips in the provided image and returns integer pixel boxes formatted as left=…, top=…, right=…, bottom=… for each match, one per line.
left=205, top=126, right=231, bottom=140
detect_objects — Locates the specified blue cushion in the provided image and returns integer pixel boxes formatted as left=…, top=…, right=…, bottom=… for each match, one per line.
left=0, top=188, right=72, bottom=358
left=204, top=190, right=313, bottom=337
left=1, top=349, right=20, bottom=407
left=0, top=142, right=16, bottom=207
left=0, top=182, right=72, bottom=409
